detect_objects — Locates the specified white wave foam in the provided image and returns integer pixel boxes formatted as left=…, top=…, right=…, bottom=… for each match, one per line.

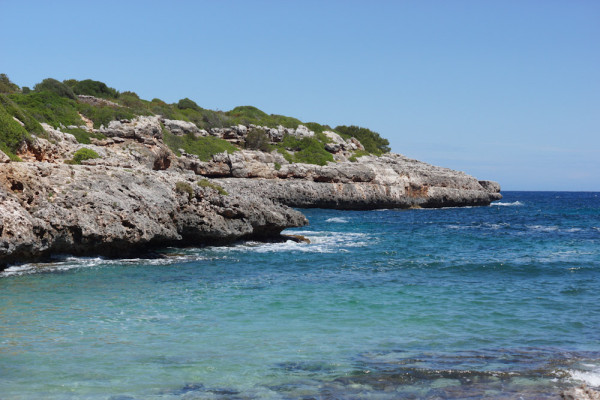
left=214, top=230, right=370, bottom=254
left=0, top=253, right=212, bottom=278
left=569, top=365, right=600, bottom=387
left=565, top=228, right=583, bottom=233
left=527, top=225, right=559, bottom=232
left=492, top=201, right=524, bottom=206
left=445, top=222, right=509, bottom=230
left=325, top=217, right=349, bottom=223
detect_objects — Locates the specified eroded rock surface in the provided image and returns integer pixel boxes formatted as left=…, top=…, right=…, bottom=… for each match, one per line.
left=0, top=163, right=306, bottom=266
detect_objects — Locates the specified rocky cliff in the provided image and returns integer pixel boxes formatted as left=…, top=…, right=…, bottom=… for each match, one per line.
left=0, top=103, right=501, bottom=267
left=0, top=162, right=306, bottom=266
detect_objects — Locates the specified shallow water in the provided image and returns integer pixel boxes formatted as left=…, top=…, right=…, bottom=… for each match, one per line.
left=1, top=192, right=599, bottom=399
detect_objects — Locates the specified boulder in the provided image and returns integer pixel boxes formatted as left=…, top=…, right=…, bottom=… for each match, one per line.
left=162, top=119, right=203, bottom=136
left=293, top=125, right=314, bottom=138
left=0, top=149, right=10, bottom=163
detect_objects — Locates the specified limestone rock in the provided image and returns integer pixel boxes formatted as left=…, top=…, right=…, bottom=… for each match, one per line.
left=215, top=152, right=501, bottom=210
left=100, top=116, right=162, bottom=140
left=0, top=149, right=10, bottom=163
left=293, top=125, right=314, bottom=138
left=0, top=163, right=307, bottom=267
left=162, top=119, right=203, bottom=136
left=562, top=385, right=600, bottom=400
left=323, top=131, right=345, bottom=145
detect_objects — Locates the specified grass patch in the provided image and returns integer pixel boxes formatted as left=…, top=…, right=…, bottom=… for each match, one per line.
left=274, top=162, right=281, bottom=171
left=197, top=179, right=228, bottom=195
left=163, top=131, right=238, bottom=161
left=175, top=181, right=194, bottom=200
left=67, top=148, right=100, bottom=165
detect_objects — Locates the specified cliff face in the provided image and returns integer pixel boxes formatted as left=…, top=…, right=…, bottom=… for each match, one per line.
left=0, top=162, right=307, bottom=266
left=0, top=112, right=501, bottom=267
left=183, top=150, right=501, bottom=209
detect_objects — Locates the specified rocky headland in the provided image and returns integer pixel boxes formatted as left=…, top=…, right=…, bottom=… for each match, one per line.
left=0, top=78, right=501, bottom=268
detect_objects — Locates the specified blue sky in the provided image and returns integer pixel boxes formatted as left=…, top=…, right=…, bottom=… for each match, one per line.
left=1, top=1, right=598, bottom=190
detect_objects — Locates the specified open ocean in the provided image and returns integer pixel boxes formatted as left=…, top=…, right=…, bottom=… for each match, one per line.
left=1, top=191, right=599, bottom=399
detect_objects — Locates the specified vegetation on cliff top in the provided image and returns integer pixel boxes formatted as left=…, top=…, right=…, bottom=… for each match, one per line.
left=0, top=74, right=392, bottom=164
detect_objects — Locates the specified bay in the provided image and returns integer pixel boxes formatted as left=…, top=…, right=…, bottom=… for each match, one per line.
left=1, top=192, right=599, bottom=399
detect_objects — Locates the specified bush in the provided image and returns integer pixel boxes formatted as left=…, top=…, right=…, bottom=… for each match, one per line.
left=275, top=135, right=333, bottom=166
left=68, top=148, right=100, bottom=164
left=334, top=125, right=390, bottom=155
left=0, top=94, right=44, bottom=135
left=0, top=103, right=30, bottom=159
left=77, top=102, right=136, bottom=128
left=244, top=128, right=273, bottom=152
left=175, top=181, right=194, bottom=200
left=303, top=122, right=332, bottom=135
left=9, top=91, right=82, bottom=128
left=197, top=179, right=228, bottom=195
left=227, top=105, right=301, bottom=128
left=117, top=92, right=150, bottom=115
left=68, top=79, right=119, bottom=99
left=34, top=78, right=76, bottom=100
left=177, top=98, right=200, bottom=110
left=0, top=73, right=19, bottom=94
left=163, top=131, right=239, bottom=161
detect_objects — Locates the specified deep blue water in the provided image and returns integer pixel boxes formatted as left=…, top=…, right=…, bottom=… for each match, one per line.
left=1, top=191, right=599, bottom=399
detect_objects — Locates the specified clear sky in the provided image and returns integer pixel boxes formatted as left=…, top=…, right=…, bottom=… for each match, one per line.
left=1, top=1, right=598, bottom=190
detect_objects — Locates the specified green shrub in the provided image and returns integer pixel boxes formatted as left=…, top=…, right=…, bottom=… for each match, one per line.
left=163, top=131, right=238, bottom=161
left=0, top=94, right=44, bottom=135
left=177, top=98, right=200, bottom=110
left=34, top=78, right=76, bottom=100
left=77, top=102, right=136, bottom=128
left=9, top=91, right=81, bottom=128
left=275, top=135, right=333, bottom=166
left=63, top=127, right=106, bottom=144
left=304, top=122, right=333, bottom=135
left=175, top=181, right=194, bottom=200
left=227, top=105, right=301, bottom=128
left=68, top=79, right=119, bottom=99
left=274, top=162, right=281, bottom=171
left=68, top=148, right=100, bottom=164
left=0, top=104, right=30, bottom=159
left=197, top=179, right=228, bottom=195
left=0, top=73, right=19, bottom=94
left=244, top=128, right=273, bottom=152
left=334, top=125, right=390, bottom=155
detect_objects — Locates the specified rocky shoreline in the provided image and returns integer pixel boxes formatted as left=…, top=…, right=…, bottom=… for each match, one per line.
left=0, top=112, right=501, bottom=268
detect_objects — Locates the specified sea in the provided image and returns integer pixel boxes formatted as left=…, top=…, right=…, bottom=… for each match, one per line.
left=1, top=191, right=599, bottom=399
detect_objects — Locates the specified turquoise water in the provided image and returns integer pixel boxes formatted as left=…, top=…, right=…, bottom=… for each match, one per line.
left=1, top=192, right=599, bottom=399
